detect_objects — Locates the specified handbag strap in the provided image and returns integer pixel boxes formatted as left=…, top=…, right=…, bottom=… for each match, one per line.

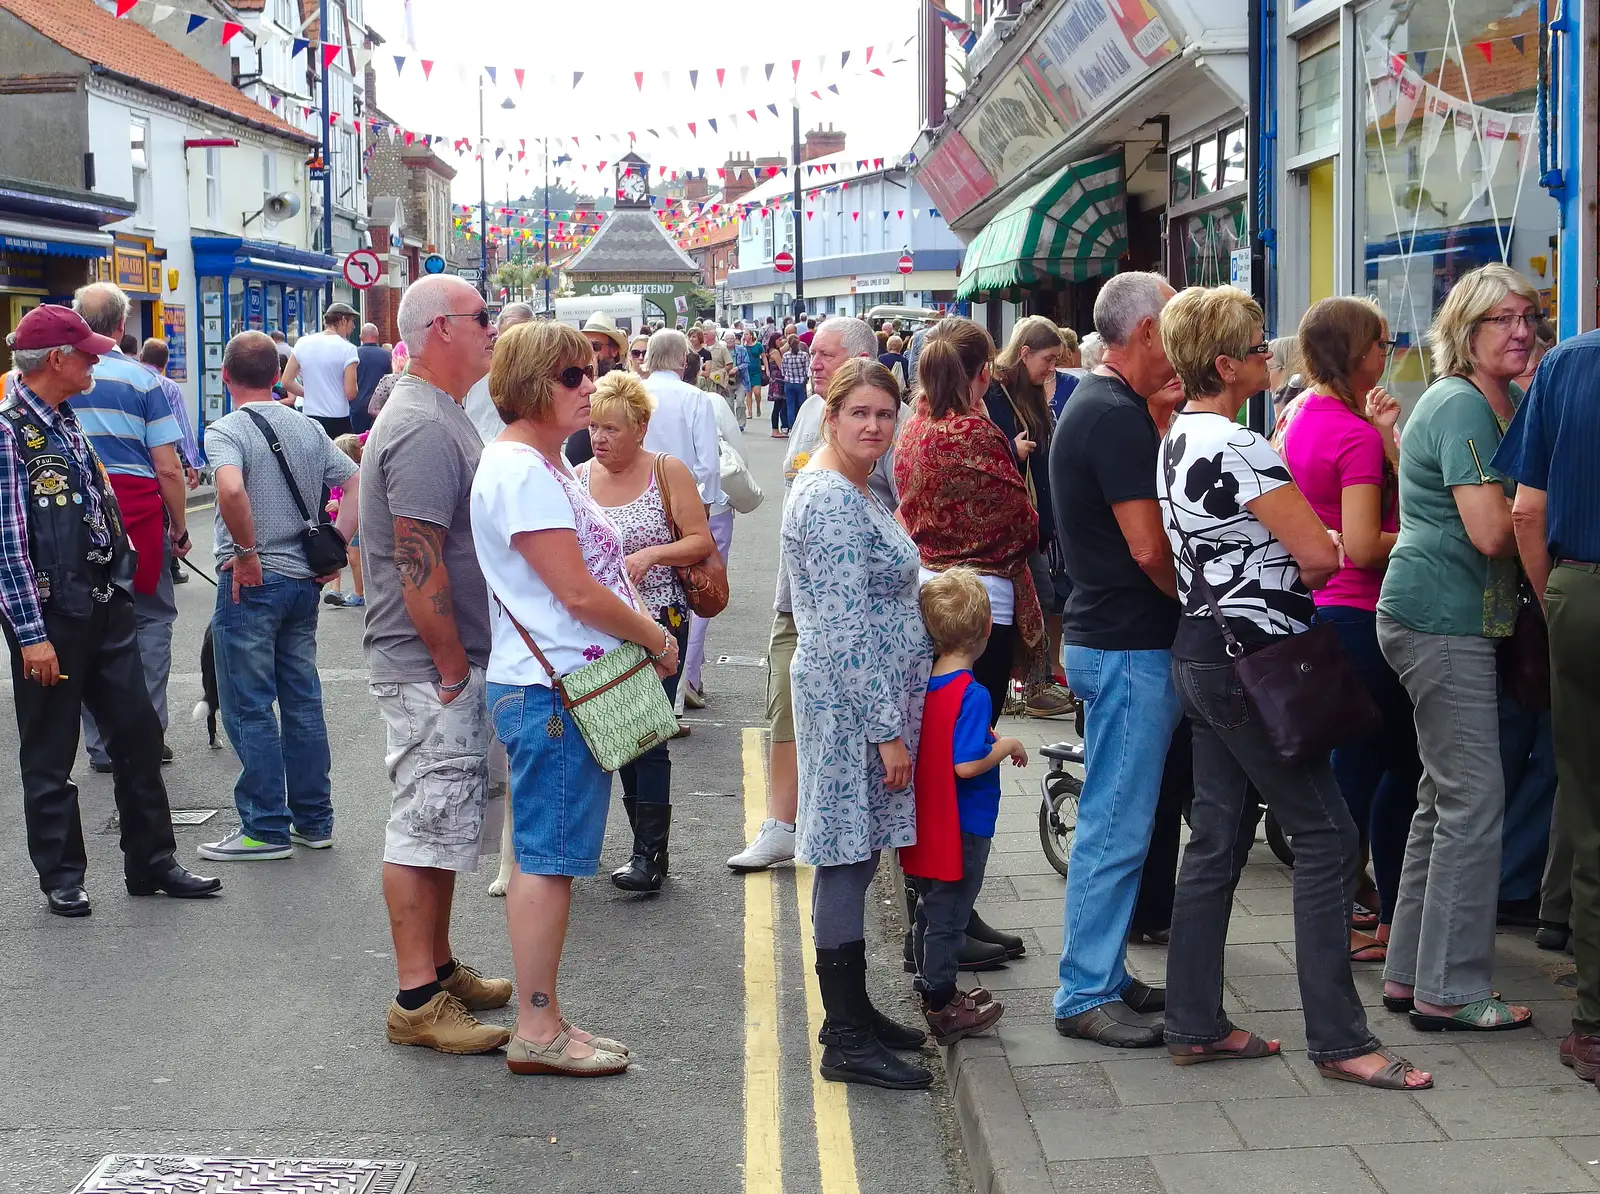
left=652, top=452, right=683, bottom=543
left=1160, top=426, right=1245, bottom=660
left=492, top=593, right=566, bottom=698
left=242, top=407, right=316, bottom=528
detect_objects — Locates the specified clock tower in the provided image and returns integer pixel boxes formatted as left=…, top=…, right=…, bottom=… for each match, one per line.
left=614, top=152, right=651, bottom=209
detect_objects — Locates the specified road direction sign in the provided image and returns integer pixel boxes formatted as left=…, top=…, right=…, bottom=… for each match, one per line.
left=342, top=248, right=382, bottom=289
left=898, top=253, right=914, bottom=275
left=422, top=253, right=447, bottom=275
left=774, top=250, right=794, bottom=274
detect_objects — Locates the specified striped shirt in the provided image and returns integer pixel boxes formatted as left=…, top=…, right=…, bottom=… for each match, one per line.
left=143, top=363, right=204, bottom=467
left=0, top=376, right=111, bottom=645
left=780, top=349, right=810, bottom=386
left=71, top=349, right=180, bottom=479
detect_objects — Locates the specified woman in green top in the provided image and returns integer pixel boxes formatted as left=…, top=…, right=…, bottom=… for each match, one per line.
left=1376, top=264, right=1539, bottom=1033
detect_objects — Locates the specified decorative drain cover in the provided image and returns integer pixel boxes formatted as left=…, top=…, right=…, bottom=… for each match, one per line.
left=169, top=809, right=220, bottom=825
left=714, top=654, right=767, bottom=668
left=74, top=1155, right=416, bottom=1193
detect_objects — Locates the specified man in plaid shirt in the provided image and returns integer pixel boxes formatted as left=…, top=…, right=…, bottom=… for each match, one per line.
left=0, top=304, right=219, bottom=918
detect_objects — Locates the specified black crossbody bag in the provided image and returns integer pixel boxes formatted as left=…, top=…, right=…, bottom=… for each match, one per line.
left=1161, top=432, right=1379, bottom=765
left=243, top=408, right=348, bottom=575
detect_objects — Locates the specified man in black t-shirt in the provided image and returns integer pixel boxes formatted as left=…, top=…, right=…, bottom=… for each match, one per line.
left=1048, top=271, right=1185, bottom=1048
left=353, top=323, right=392, bottom=435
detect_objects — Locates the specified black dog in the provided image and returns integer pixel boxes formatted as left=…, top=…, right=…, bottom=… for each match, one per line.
left=192, top=621, right=221, bottom=748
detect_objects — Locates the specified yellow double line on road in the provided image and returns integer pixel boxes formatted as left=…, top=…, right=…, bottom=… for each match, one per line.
left=742, top=727, right=861, bottom=1194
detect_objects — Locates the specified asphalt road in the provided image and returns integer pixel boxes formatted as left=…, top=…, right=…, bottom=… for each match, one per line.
left=0, top=409, right=970, bottom=1194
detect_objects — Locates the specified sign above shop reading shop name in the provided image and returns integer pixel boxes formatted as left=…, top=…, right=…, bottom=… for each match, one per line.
left=919, top=130, right=999, bottom=225
left=960, top=65, right=1067, bottom=187
left=1025, top=0, right=1179, bottom=136
left=583, top=282, right=680, bottom=296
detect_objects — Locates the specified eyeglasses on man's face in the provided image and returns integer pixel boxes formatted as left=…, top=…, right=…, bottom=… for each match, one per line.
left=438, top=308, right=492, bottom=329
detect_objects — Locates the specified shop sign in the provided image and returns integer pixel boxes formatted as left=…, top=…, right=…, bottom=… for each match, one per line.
left=162, top=305, right=188, bottom=382
left=584, top=281, right=678, bottom=296
left=245, top=284, right=264, bottom=329
left=850, top=274, right=897, bottom=293
left=114, top=245, right=148, bottom=291
left=919, top=130, right=998, bottom=222
left=0, top=250, right=46, bottom=291
left=958, top=65, right=1066, bottom=187
left=284, top=289, right=299, bottom=327
left=1025, top=0, right=1178, bottom=136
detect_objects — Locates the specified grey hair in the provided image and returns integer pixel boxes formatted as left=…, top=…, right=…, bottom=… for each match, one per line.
left=396, top=274, right=475, bottom=352
left=1079, top=332, right=1105, bottom=371
left=73, top=282, right=130, bottom=337
left=643, top=328, right=689, bottom=375
left=816, top=316, right=877, bottom=360
left=1092, top=272, right=1172, bottom=348
left=10, top=344, right=73, bottom=373
left=498, top=302, right=535, bottom=330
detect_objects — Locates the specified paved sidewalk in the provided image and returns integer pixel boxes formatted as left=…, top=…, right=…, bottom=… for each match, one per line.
left=944, top=711, right=1595, bottom=1194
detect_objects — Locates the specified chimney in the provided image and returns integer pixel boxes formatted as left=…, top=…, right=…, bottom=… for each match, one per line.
left=802, top=123, right=846, bottom=162
left=721, top=153, right=757, bottom=205
left=684, top=173, right=710, bottom=202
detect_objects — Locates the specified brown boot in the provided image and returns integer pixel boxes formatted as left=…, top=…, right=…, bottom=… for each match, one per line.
left=386, top=992, right=512, bottom=1054
left=924, top=991, right=1004, bottom=1046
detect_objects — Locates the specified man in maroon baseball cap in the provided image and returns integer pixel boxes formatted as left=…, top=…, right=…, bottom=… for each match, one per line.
left=0, top=302, right=221, bottom=917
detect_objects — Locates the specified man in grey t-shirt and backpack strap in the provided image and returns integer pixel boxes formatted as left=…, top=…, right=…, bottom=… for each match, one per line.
left=197, top=331, right=359, bottom=866
left=360, top=275, right=514, bottom=1056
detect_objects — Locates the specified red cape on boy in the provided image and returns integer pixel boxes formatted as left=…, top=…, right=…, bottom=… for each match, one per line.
left=899, top=671, right=968, bottom=882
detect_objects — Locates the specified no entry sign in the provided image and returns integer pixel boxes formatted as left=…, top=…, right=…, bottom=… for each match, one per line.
left=898, top=253, right=914, bottom=275
left=774, top=250, right=794, bottom=274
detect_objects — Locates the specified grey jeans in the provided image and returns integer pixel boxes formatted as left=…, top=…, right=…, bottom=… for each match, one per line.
left=83, top=554, right=176, bottom=764
left=1376, top=614, right=1505, bottom=1005
left=910, top=833, right=993, bottom=1005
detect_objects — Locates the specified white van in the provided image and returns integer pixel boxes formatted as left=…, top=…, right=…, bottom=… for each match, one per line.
left=552, top=293, right=646, bottom=337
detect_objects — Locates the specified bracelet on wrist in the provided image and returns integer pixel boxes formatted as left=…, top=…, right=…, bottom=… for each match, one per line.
left=436, top=673, right=471, bottom=693
left=234, top=545, right=258, bottom=558
left=645, top=632, right=671, bottom=662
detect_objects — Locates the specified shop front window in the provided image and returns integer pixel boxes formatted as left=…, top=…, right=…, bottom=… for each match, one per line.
left=1170, top=146, right=1192, bottom=205
left=1357, top=0, right=1557, bottom=405
left=1192, top=137, right=1218, bottom=200
left=1297, top=42, right=1342, bottom=155
left=1180, top=198, right=1248, bottom=288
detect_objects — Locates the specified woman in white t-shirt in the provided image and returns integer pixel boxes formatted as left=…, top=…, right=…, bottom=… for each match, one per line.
left=470, top=321, right=680, bottom=1079
left=1155, top=285, right=1430, bottom=1092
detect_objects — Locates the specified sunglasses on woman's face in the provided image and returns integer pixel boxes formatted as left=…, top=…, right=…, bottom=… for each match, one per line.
left=1243, top=341, right=1272, bottom=356
left=438, top=308, right=492, bottom=329
left=557, top=363, right=597, bottom=388
left=630, top=348, right=646, bottom=359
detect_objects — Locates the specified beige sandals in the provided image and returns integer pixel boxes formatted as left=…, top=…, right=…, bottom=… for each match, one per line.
left=506, top=1027, right=629, bottom=1077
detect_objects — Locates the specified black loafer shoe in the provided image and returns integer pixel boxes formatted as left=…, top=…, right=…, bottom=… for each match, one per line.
left=1121, top=978, right=1166, bottom=1014
left=1536, top=921, right=1571, bottom=951
left=968, top=910, right=1026, bottom=959
left=1055, top=1003, right=1164, bottom=1048
left=47, top=885, right=91, bottom=917
left=903, top=931, right=1011, bottom=973
left=126, top=864, right=222, bottom=898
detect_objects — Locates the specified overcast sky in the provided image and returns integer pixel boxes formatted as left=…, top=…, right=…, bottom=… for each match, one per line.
left=366, top=0, right=923, bottom=205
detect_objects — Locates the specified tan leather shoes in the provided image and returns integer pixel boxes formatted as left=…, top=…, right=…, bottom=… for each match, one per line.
left=440, top=959, right=513, bottom=1011
left=506, top=1028, right=629, bottom=1076
left=386, top=992, right=512, bottom=1054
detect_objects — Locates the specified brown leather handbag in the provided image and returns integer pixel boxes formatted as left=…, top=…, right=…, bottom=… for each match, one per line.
left=652, top=453, right=729, bottom=618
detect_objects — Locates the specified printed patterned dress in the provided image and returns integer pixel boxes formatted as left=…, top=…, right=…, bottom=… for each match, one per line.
left=575, top=460, right=687, bottom=629
left=782, top=468, right=933, bottom=867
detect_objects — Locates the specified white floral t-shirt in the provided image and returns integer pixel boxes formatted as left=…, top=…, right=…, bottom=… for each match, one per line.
left=471, top=442, right=638, bottom=687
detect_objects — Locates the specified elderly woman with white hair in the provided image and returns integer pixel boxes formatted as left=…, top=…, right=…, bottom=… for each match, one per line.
left=1376, top=263, right=1540, bottom=1033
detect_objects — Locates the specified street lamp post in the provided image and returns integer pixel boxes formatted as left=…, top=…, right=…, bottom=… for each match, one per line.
left=319, top=0, right=333, bottom=305
left=791, top=102, right=805, bottom=321
left=477, top=73, right=488, bottom=298
left=543, top=137, right=551, bottom=314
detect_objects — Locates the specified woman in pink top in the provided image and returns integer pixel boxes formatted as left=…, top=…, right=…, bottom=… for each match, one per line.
left=1281, top=297, right=1420, bottom=964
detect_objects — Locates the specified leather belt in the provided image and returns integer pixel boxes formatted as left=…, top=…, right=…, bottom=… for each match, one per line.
left=1555, top=559, right=1600, bottom=573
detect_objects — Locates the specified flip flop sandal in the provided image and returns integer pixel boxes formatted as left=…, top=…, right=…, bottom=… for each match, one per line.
left=562, top=1017, right=629, bottom=1056
left=1408, top=996, right=1531, bottom=1033
left=1351, top=908, right=1380, bottom=930
left=1350, top=940, right=1387, bottom=963
left=506, top=1027, right=630, bottom=1076
left=1169, top=1031, right=1280, bottom=1066
left=1317, top=1047, right=1432, bottom=1090
left=1382, top=988, right=1499, bottom=1014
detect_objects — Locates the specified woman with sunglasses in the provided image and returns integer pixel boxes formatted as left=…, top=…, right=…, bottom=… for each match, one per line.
left=1281, top=297, right=1417, bottom=966
left=471, top=321, right=681, bottom=1077
left=1375, top=264, right=1539, bottom=1034
left=626, top=334, right=649, bottom=375
left=1156, top=285, right=1430, bottom=1089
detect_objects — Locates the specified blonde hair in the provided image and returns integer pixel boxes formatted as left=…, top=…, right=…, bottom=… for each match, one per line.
left=1428, top=263, right=1542, bottom=378
left=488, top=321, right=592, bottom=425
left=1160, top=285, right=1265, bottom=398
left=920, top=566, right=991, bottom=656
left=331, top=433, right=364, bottom=464
left=589, top=369, right=654, bottom=429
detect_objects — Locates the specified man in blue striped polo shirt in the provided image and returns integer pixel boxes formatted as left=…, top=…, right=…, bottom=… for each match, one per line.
left=70, top=283, right=192, bottom=770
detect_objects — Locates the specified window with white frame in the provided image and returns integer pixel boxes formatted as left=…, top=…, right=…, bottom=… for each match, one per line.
left=204, top=147, right=220, bottom=222
left=262, top=150, right=278, bottom=209
left=1296, top=28, right=1341, bottom=156
left=129, top=118, right=152, bottom=223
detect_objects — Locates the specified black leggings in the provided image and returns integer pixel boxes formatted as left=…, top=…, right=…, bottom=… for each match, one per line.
left=812, top=853, right=880, bottom=948
left=971, top=622, right=1018, bottom=728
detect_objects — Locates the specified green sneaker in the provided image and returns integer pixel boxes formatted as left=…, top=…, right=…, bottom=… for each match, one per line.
left=197, top=829, right=293, bottom=861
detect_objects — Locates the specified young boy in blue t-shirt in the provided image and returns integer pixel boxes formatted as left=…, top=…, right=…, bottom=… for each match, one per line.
left=902, top=567, right=1028, bottom=1044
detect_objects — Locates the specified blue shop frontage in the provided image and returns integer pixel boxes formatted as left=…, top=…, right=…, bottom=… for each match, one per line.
left=191, top=236, right=338, bottom=426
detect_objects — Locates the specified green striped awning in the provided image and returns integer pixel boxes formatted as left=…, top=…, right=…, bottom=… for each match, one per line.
left=956, top=151, right=1128, bottom=301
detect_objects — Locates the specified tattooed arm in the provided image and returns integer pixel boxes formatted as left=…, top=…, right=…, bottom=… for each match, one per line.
left=393, top=515, right=469, bottom=697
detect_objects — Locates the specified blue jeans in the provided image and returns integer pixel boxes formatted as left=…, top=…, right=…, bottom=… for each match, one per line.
left=211, top=571, right=333, bottom=846
left=784, top=381, right=806, bottom=427
left=1498, top=695, right=1556, bottom=902
left=1054, top=646, right=1182, bottom=1018
left=1315, top=605, right=1421, bottom=923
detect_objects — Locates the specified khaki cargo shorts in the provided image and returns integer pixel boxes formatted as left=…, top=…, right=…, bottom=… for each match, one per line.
left=765, top=610, right=798, bottom=744
left=371, top=666, right=507, bottom=873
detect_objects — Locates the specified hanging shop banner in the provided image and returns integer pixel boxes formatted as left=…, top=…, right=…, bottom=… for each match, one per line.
left=958, top=65, right=1066, bottom=187
left=162, top=305, right=188, bottom=381
left=918, top=129, right=998, bottom=223
left=1024, top=0, right=1178, bottom=136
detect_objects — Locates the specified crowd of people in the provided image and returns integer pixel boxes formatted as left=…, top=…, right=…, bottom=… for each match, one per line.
left=3, top=261, right=1596, bottom=1094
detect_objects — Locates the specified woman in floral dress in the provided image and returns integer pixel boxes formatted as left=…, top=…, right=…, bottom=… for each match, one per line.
left=782, top=358, right=935, bottom=1092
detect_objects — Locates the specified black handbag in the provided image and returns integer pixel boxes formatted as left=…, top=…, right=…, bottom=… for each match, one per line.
left=1497, top=584, right=1550, bottom=711
left=1163, top=437, right=1380, bottom=765
left=242, top=407, right=349, bottom=576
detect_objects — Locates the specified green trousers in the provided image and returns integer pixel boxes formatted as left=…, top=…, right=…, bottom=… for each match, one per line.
left=1548, top=562, right=1600, bottom=1035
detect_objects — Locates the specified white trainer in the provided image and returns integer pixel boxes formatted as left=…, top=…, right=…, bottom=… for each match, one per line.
left=727, top=819, right=796, bottom=872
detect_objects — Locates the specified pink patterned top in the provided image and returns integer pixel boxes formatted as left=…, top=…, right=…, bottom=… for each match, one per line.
left=576, top=460, right=687, bottom=617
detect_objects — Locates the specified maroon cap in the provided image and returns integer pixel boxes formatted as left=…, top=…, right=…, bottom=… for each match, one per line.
left=9, top=304, right=118, bottom=356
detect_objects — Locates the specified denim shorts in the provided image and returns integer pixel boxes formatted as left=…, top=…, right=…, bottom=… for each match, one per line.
left=488, top=680, right=613, bottom=877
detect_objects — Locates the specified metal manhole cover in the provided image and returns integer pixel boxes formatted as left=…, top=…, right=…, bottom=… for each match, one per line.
left=714, top=654, right=767, bottom=668
left=169, top=809, right=220, bottom=825
left=74, top=1155, right=416, bottom=1193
